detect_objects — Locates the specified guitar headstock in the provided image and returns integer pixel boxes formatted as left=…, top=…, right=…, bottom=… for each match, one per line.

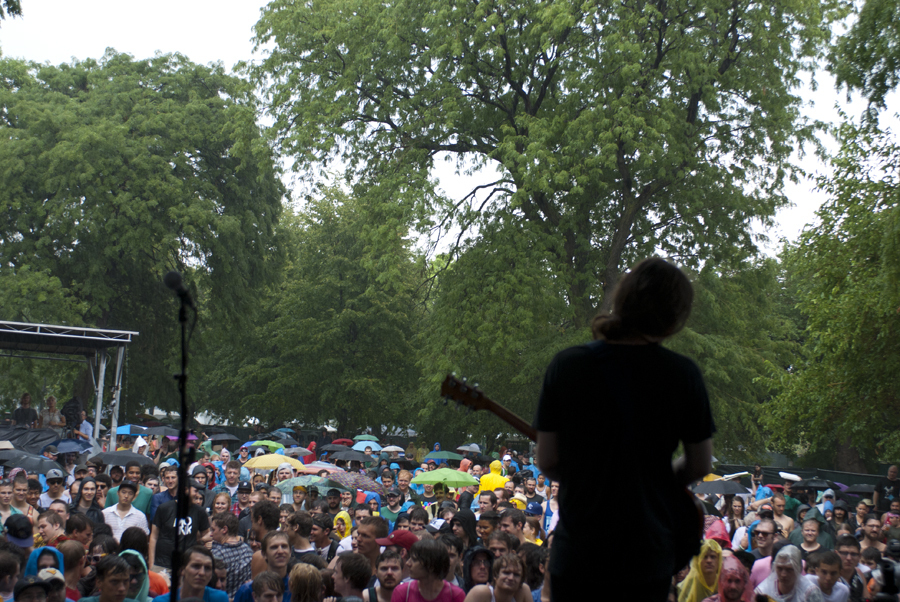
left=440, top=374, right=489, bottom=412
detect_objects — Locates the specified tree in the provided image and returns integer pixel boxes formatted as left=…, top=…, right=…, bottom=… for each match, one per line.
left=0, top=0, right=21, bottom=24
left=253, top=0, right=844, bottom=330
left=0, top=50, right=285, bottom=413
left=831, top=0, right=900, bottom=114
left=200, top=189, right=423, bottom=433
left=764, top=119, right=900, bottom=468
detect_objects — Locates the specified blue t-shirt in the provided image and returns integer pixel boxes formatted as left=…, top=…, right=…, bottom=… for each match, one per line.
left=153, top=587, right=227, bottom=602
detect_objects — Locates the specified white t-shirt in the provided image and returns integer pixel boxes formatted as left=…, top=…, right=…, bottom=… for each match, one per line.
left=39, top=491, right=71, bottom=508
left=805, top=574, right=849, bottom=602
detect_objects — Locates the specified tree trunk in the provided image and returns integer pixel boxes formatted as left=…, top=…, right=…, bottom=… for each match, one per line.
left=834, top=437, right=868, bottom=473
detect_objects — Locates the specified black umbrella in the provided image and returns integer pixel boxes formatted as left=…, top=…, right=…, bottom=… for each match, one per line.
left=793, top=478, right=838, bottom=491
left=208, top=433, right=240, bottom=442
left=89, top=451, right=156, bottom=467
left=0, top=450, right=67, bottom=474
left=142, top=426, right=180, bottom=437
left=843, top=484, right=875, bottom=495
left=692, top=480, right=749, bottom=495
left=328, top=449, right=376, bottom=463
left=321, top=443, right=352, bottom=452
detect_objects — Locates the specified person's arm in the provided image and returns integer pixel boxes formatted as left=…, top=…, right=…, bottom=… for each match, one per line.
left=462, top=585, right=492, bottom=602
left=536, top=431, right=561, bottom=482
left=672, top=438, right=713, bottom=487
left=873, top=490, right=881, bottom=510
left=54, top=415, right=65, bottom=427
left=148, top=524, right=159, bottom=568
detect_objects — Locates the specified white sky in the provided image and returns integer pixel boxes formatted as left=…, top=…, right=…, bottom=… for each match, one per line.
left=1, top=1, right=893, bottom=250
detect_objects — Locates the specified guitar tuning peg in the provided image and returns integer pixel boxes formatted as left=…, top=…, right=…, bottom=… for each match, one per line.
left=473, top=383, right=479, bottom=389
left=442, top=396, right=449, bottom=406
left=451, top=372, right=457, bottom=378
left=461, top=376, right=467, bottom=382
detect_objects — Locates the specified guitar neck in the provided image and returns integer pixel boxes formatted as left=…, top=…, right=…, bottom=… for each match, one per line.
left=486, top=400, right=537, bottom=442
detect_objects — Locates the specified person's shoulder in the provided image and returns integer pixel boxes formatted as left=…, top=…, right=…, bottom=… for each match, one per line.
left=464, top=585, right=491, bottom=601
left=204, top=586, right=228, bottom=602
left=151, top=594, right=171, bottom=602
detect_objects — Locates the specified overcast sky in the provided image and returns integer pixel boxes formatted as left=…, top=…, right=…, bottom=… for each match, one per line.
left=1, top=1, right=885, bottom=248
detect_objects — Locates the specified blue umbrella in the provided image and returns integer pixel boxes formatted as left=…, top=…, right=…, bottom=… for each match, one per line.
left=50, top=439, right=93, bottom=454
left=352, top=441, right=382, bottom=452
left=116, top=425, right=146, bottom=435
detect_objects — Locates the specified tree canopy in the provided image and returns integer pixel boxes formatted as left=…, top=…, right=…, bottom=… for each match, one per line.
left=765, top=119, right=900, bottom=467
left=0, top=49, right=285, bottom=411
left=253, top=0, right=844, bottom=331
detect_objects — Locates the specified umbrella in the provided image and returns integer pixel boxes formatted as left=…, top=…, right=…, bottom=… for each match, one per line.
left=352, top=441, right=382, bottom=452
left=411, top=467, right=479, bottom=488
left=116, top=425, right=146, bottom=435
left=457, top=444, right=482, bottom=453
left=276, top=438, right=301, bottom=447
left=142, top=426, right=180, bottom=437
left=283, top=447, right=314, bottom=457
left=166, top=433, right=198, bottom=441
left=244, top=440, right=285, bottom=452
left=305, top=461, right=343, bottom=473
left=89, top=451, right=156, bottom=467
left=328, top=449, right=376, bottom=463
left=382, top=445, right=404, bottom=453
left=268, top=431, right=295, bottom=440
left=208, top=433, right=241, bottom=442
left=332, top=438, right=354, bottom=446
left=354, top=434, right=379, bottom=442
left=844, top=484, right=875, bottom=495
left=425, top=451, right=465, bottom=462
left=321, top=443, right=352, bottom=452
left=793, top=478, right=838, bottom=491
left=691, top=480, right=750, bottom=495
left=50, top=439, right=93, bottom=454
left=326, top=471, right=385, bottom=493
left=275, top=475, right=330, bottom=493
left=0, top=450, right=66, bottom=474
left=274, top=428, right=296, bottom=434
left=243, top=454, right=306, bottom=471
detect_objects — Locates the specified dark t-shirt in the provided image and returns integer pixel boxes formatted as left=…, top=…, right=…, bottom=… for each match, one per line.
left=13, top=407, right=38, bottom=426
left=534, top=341, right=715, bottom=584
left=152, top=501, right=210, bottom=568
left=876, top=477, right=900, bottom=511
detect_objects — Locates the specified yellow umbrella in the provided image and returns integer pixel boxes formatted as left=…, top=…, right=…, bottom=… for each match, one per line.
left=243, top=454, right=306, bottom=471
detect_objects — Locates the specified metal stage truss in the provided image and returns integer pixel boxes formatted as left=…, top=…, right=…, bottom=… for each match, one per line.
left=0, top=321, right=139, bottom=440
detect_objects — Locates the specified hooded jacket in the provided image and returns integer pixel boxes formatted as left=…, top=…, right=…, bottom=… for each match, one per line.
left=120, top=550, right=150, bottom=602
left=478, top=460, right=508, bottom=494
left=25, top=547, right=64, bottom=576
left=462, top=545, right=493, bottom=593
left=363, top=492, right=381, bottom=515
left=450, top=509, right=478, bottom=550
left=71, top=477, right=105, bottom=525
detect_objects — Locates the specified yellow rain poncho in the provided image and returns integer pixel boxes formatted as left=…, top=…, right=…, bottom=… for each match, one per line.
left=677, top=539, right=723, bottom=602
left=334, top=511, right=352, bottom=540
left=478, top=460, right=509, bottom=494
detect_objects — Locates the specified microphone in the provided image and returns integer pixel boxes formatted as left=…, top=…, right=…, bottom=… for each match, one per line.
left=164, top=271, right=195, bottom=309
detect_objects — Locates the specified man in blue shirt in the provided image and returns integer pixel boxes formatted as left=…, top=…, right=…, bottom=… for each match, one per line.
left=148, top=465, right=178, bottom=522
left=152, top=546, right=227, bottom=602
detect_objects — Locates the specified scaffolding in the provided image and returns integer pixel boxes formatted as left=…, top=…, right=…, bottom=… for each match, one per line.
left=0, top=321, right=138, bottom=439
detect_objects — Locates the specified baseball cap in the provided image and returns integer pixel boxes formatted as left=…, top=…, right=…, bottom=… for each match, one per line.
left=502, top=454, right=511, bottom=461
left=118, top=481, right=138, bottom=493
left=14, top=577, right=51, bottom=600
left=37, top=568, right=64, bottom=585
left=425, top=518, right=447, bottom=534
left=74, top=464, right=89, bottom=474
left=525, top=502, right=543, bottom=516
left=326, top=488, right=341, bottom=497
left=46, top=468, right=64, bottom=480
left=375, top=529, right=418, bottom=551
left=44, top=445, right=59, bottom=455
left=386, top=487, right=402, bottom=497
left=5, top=514, right=35, bottom=547
left=237, top=480, right=253, bottom=491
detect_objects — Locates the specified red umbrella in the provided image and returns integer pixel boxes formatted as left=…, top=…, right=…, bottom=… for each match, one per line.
left=332, top=438, right=353, bottom=446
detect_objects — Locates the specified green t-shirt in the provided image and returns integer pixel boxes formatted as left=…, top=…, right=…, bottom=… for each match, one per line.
left=784, top=495, right=802, bottom=520
left=105, top=484, right=153, bottom=514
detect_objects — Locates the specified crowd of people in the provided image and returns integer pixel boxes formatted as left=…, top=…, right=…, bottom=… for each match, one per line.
left=0, top=431, right=556, bottom=602
left=678, top=465, right=900, bottom=602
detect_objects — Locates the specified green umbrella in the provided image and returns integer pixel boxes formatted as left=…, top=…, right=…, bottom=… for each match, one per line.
left=411, top=467, right=479, bottom=488
left=250, top=440, right=285, bottom=452
left=425, top=451, right=464, bottom=461
left=354, top=434, right=379, bottom=442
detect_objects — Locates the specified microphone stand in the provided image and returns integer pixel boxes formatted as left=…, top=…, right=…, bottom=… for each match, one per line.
left=169, top=280, right=193, bottom=602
